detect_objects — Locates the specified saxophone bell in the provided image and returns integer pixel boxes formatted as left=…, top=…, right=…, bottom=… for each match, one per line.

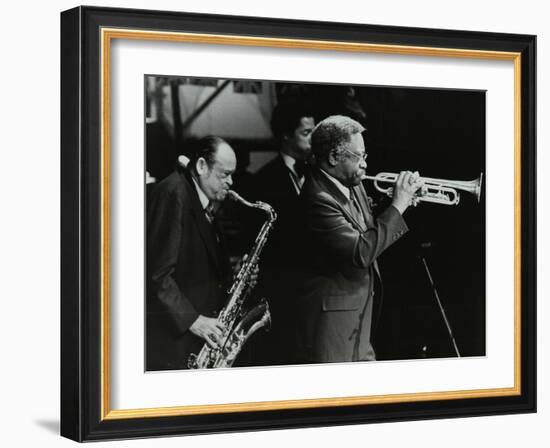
left=187, top=353, right=198, bottom=369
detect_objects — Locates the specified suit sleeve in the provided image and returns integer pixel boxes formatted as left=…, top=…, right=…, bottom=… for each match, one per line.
left=304, top=194, right=408, bottom=269
left=147, top=187, right=199, bottom=333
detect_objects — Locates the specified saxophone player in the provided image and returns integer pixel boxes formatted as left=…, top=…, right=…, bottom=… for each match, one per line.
left=146, top=136, right=236, bottom=371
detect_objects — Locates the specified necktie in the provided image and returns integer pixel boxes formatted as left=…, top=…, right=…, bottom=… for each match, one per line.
left=289, top=160, right=306, bottom=193
left=349, top=191, right=366, bottom=230
left=204, top=203, right=221, bottom=244
left=204, top=203, right=215, bottom=224
left=294, top=159, right=306, bottom=178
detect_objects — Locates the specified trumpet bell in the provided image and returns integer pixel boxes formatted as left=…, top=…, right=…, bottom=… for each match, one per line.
left=424, top=173, right=483, bottom=203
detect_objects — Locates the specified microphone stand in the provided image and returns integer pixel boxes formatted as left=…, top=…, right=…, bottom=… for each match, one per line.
left=418, top=244, right=461, bottom=358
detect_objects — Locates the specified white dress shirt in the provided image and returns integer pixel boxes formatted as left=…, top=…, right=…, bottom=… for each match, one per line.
left=319, top=168, right=351, bottom=200
left=281, top=153, right=305, bottom=194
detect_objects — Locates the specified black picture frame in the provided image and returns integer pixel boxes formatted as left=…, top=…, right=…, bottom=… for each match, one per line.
left=61, top=5, right=536, bottom=442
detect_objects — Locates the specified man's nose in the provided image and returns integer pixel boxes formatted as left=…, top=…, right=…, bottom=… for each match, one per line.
left=227, top=175, right=233, bottom=187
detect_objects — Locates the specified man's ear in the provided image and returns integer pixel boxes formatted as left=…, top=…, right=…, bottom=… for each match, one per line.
left=195, top=157, right=209, bottom=176
left=327, top=150, right=340, bottom=167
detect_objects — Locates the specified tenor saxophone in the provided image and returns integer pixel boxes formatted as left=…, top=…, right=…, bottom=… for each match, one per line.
left=187, top=190, right=277, bottom=369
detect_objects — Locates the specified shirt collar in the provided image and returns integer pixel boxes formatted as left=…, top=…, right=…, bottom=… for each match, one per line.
left=280, top=153, right=300, bottom=177
left=319, top=168, right=351, bottom=200
left=192, top=177, right=210, bottom=210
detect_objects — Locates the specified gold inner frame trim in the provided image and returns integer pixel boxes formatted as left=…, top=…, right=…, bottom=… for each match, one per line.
left=100, top=27, right=522, bottom=420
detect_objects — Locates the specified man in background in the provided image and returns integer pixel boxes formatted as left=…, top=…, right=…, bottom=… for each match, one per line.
left=251, top=98, right=315, bottom=365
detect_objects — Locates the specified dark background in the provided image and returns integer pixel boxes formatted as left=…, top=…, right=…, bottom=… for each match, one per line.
left=358, top=86, right=486, bottom=360
left=146, top=78, right=486, bottom=361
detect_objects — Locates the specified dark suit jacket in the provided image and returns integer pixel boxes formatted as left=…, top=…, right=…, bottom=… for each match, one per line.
left=251, top=155, right=304, bottom=364
left=254, top=155, right=302, bottom=268
left=146, top=166, right=231, bottom=370
left=299, top=168, right=408, bottom=363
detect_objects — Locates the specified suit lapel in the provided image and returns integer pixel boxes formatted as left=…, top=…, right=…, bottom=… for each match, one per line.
left=181, top=169, right=221, bottom=271
left=354, top=186, right=382, bottom=278
left=311, top=169, right=366, bottom=232
left=353, top=185, right=374, bottom=228
left=312, top=169, right=382, bottom=277
left=276, top=155, right=301, bottom=197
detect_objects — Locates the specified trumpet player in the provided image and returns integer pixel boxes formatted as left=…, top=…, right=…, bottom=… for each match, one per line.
left=298, top=115, right=424, bottom=363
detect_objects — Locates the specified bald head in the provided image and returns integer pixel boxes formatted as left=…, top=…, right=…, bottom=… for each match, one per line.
left=191, top=136, right=237, bottom=201
left=214, top=141, right=237, bottom=170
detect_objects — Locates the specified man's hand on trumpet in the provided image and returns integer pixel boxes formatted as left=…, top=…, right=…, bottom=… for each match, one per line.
left=390, top=171, right=426, bottom=214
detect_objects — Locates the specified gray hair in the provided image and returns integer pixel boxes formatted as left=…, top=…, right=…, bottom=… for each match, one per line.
left=311, top=115, right=365, bottom=162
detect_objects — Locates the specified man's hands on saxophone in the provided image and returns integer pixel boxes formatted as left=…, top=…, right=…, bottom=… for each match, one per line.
left=189, top=254, right=260, bottom=350
left=190, top=316, right=227, bottom=349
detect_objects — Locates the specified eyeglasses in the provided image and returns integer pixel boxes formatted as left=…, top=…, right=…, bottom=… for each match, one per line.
left=342, top=147, right=367, bottom=162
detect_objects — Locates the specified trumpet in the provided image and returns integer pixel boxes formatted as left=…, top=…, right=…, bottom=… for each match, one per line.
left=362, top=172, right=483, bottom=206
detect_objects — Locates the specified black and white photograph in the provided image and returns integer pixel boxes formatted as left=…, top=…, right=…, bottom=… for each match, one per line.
left=1, top=0, right=546, bottom=444
left=144, top=75, right=486, bottom=371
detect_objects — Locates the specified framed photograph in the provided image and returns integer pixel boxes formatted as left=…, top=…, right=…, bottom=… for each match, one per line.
left=60, top=6, right=536, bottom=442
